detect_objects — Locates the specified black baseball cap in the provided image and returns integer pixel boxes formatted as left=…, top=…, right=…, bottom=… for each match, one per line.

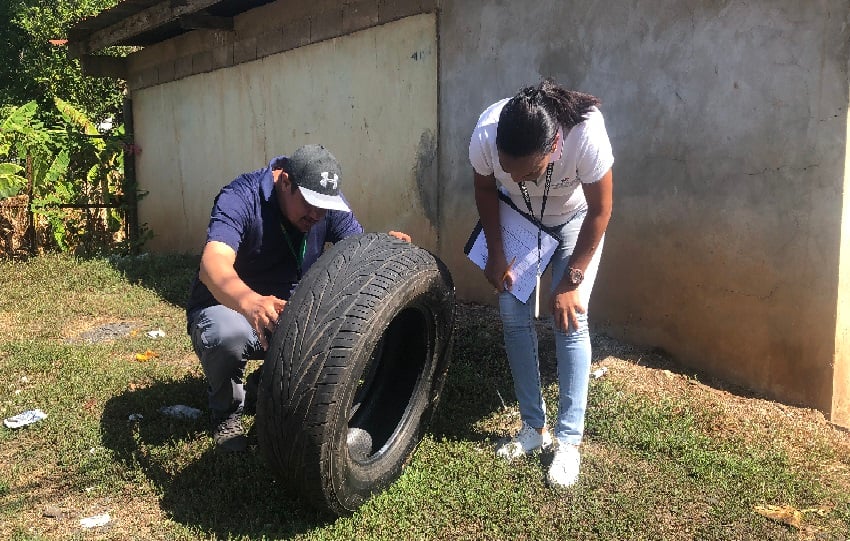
left=285, top=144, right=351, bottom=212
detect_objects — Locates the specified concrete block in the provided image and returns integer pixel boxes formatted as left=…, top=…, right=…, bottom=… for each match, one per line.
left=233, top=37, right=259, bottom=65
left=378, top=0, right=430, bottom=23
left=128, top=46, right=162, bottom=72
left=290, top=17, right=312, bottom=47
left=192, top=50, right=213, bottom=74
left=209, top=29, right=235, bottom=49
left=157, top=61, right=175, bottom=84
left=310, top=6, right=344, bottom=44
left=256, top=28, right=283, bottom=58
left=236, top=0, right=292, bottom=36
left=154, top=39, right=179, bottom=63
left=308, top=0, right=342, bottom=16
left=127, top=66, right=158, bottom=91
left=343, top=0, right=380, bottom=34
left=176, top=30, right=207, bottom=56
left=174, top=55, right=194, bottom=80
left=211, top=44, right=234, bottom=70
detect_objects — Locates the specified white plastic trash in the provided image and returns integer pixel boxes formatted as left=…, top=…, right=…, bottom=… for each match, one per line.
left=158, top=405, right=202, bottom=419
left=80, top=513, right=111, bottom=528
left=146, top=329, right=166, bottom=339
left=591, top=367, right=608, bottom=379
left=3, top=409, right=47, bottom=429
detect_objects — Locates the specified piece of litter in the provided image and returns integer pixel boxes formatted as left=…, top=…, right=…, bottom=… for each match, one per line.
left=158, top=404, right=202, bottom=419
left=20, top=376, right=28, bottom=383
left=754, top=504, right=803, bottom=529
left=43, top=505, right=64, bottom=519
left=4, top=408, right=47, bottom=429
left=496, top=389, right=508, bottom=410
left=80, top=513, right=111, bottom=528
left=591, top=367, right=608, bottom=379
left=146, top=329, right=166, bottom=339
left=134, top=349, right=159, bottom=362
left=128, top=413, right=144, bottom=422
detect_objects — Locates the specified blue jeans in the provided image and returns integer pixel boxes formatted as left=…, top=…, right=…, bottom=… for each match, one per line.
left=187, top=304, right=264, bottom=418
left=498, top=211, right=603, bottom=446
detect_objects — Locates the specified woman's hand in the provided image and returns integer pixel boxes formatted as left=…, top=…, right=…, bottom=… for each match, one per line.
left=485, top=252, right=512, bottom=292
left=552, top=285, right=584, bottom=332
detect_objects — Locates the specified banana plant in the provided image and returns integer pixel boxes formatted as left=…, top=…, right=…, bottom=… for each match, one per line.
left=53, top=96, right=126, bottom=239
left=0, top=102, right=40, bottom=197
left=0, top=100, right=70, bottom=199
left=0, top=98, right=135, bottom=253
left=0, top=162, right=25, bottom=198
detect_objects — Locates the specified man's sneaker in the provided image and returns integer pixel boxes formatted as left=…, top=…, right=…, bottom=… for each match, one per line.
left=496, top=421, right=553, bottom=460
left=211, top=413, right=247, bottom=452
left=548, top=442, right=581, bottom=488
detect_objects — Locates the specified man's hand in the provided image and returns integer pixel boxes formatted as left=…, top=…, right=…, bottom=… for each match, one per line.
left=240, top=292, right=287, bottom=349
left=388, top=230, right=411, bottom=242
left=551, top=286, right=584, bottom=332
left=200, top=241, right=287, bottom=348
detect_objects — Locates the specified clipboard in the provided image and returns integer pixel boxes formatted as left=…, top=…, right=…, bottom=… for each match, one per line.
left=464, top=191, right=560, bottom=303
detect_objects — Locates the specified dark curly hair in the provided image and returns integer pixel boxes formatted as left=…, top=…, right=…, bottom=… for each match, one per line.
left=496, top=78, right=601, bottom=158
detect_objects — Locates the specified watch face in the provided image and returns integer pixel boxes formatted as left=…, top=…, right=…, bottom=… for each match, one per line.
left=569, top=267, right=584, bottom=285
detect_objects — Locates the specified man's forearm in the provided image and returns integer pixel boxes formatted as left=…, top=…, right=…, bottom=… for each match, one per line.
left=199, top=242, right=256, bottom=315
left=200, top=267, right=255, bottom=315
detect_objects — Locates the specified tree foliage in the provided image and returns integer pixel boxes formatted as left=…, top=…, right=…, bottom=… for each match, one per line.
left=0, top=98, right=134, bottom=253
left=0, top=0, right=144, bottom=256
left=1, top=0, right=124, bottom=124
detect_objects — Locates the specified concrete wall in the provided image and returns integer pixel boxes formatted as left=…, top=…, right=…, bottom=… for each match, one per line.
left=121, top=0, right=850, bottom=423
left=437, top=1, right=850, bottom=423
left=132, top=12, right=438, bottom=254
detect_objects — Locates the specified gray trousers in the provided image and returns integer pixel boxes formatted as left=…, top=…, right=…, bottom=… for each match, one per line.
left=187, top=304, right=264, bottom=419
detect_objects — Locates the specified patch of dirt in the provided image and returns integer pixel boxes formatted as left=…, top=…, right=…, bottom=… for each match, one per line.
left=0, top=310, right=40, bottom=342
left=3, top=490, right=169, bottom=541
left=63, top=319, right=139, bottom=344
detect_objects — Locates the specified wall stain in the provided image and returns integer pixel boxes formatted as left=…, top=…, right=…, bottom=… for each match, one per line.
left=413, top=129, right=438, bottom=229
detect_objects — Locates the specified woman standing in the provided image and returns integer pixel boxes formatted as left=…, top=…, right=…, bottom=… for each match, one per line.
left=469, top=79, right=614, bottom=487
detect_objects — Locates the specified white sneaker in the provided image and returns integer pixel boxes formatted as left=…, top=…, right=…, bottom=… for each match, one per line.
left=496, top=421, right=553, bottom=460
left=547, top=442, right=581, bottom=488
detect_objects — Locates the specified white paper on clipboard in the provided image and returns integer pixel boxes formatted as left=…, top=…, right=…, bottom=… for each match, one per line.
left=464, top=195, right=559, bottom=303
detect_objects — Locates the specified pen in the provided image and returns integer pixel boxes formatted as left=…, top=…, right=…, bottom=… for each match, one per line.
left=501, top=256, right=517, bottom=285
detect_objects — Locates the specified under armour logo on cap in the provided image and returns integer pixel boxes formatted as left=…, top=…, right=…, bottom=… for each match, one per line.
left=285, top=144, right=351, bottom=212
left=320, top=171, right=338, bottom=190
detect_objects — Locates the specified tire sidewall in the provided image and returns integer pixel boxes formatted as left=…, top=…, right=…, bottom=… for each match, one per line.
left=326, top=266, right=448, bottom=512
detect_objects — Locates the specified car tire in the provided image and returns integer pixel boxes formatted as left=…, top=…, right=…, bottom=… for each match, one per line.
left=256, top=232, right=455, bottom=515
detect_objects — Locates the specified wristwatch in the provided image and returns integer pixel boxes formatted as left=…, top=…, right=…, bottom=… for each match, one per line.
left=566, top=267, right=584, bottom=287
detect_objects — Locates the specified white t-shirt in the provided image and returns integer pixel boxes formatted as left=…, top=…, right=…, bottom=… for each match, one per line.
left=469, top=98, right=614, bottom=227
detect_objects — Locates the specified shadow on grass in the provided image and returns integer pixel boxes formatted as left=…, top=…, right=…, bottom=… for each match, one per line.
left=108, top=252, right=200, bottom=307
left=429, top=303, right=614, bottom=442
left=99, top=375, right=332, bottom=538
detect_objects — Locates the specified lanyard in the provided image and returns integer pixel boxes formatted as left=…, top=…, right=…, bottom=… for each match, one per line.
left=281, top=224, right=307, bottom=279
left=518, top=162, right=554, bottom=275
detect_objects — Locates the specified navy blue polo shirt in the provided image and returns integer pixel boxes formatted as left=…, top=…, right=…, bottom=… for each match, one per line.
left=186, top=156, right=363, bottom=315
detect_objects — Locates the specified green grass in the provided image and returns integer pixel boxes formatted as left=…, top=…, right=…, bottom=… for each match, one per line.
left=0, top=253, right=848, bottom=540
